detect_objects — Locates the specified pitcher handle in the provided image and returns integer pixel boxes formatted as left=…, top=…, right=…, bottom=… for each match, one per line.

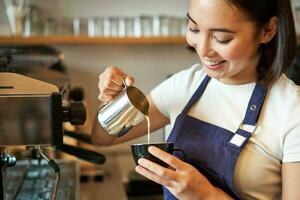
left=122, top=79, right=128, bottom=90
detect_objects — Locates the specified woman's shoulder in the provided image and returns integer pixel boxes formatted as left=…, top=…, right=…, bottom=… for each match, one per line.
left=150, top=63, right=206, bottom=117
left=271, top=75, right=300, bottom=163
left=167, top=63, right=206, bottom=89
left=152, top=63, right=205, bottom=91
left=270, top=74, right=300, bottom=104
left=267, top=74, right=300, bottom=135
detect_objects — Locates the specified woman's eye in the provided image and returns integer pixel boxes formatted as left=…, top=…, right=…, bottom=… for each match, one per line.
left=189, top=27, right=200, bottom=33
left=213, top=36, right=232, bottom=44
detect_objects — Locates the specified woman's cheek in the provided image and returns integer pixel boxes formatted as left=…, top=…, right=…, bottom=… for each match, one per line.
left=217, top=44, right=244, bottom=61
left=186, top=32, right=197, bottom=47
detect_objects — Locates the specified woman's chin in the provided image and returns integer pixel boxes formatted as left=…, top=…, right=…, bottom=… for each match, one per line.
left=203, top=67, right=225, bottom=80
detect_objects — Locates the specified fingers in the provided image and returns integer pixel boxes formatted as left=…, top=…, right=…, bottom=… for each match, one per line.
left=148, top=146, right=185, bottom=170
left=98, top=90, right=119, bottom=101
left=135, top=164, right=174, bottom=187
left=98, top=76, right=122, bottom=101
left=125, top=76, right=135, bottom=86
left=137, top=158, right=180, bottom=182
left=98, top=66, right=135, bottom=101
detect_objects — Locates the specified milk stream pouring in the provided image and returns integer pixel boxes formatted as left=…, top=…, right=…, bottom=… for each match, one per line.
left=97, top=81, right=149, bottom=137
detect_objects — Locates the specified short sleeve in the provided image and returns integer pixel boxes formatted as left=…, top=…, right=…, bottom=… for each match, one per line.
left=150, top=75, right=175, bottom=118
left=150, top=64, right=204, bottom=120
left=282, top=89, right=300, bottom=162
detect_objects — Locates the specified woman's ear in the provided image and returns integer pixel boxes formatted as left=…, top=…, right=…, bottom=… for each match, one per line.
left=259, top=16, right=278, bottom=43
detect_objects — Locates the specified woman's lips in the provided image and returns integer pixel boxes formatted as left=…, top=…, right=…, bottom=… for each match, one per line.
left=202, top=59, right=226, bottom=70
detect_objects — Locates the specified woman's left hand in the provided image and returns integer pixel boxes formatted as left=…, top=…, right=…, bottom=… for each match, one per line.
left=135, top=146, right=217, bottom=200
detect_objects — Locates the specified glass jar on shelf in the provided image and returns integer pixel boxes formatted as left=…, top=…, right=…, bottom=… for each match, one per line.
left=44, top=17, right=73, bottom=36
left=23, top=5, right=44, bottom=36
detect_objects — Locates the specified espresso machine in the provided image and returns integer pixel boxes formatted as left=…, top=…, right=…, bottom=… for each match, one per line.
left=0, top=45, right=105, bottom=200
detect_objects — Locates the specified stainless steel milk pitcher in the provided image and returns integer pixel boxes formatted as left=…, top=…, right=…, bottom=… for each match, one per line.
left=97, top=82, right=149, bottom=137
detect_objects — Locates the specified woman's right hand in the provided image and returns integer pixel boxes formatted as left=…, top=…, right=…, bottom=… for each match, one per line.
left=98, top=66, right=135, bottom=102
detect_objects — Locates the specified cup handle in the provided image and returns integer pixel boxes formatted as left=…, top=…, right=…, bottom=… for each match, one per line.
left=173, top=148, right=187, bottom=161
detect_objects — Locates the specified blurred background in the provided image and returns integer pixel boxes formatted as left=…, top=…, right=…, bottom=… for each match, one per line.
left=0, top=0, right=300, bottom=200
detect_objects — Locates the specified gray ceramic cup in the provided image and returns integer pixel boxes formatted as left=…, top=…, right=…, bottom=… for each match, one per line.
left=131, top=142, right=185, bottom=167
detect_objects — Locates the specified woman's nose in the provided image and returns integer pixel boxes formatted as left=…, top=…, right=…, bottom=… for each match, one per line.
left=196, top=35, right=214, bottom=57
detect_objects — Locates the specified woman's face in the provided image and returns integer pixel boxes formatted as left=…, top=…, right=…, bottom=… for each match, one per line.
left=187, top=0, right=264, bottom=84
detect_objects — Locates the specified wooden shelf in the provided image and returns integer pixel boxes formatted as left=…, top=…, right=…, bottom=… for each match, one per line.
left=0, top=36, right=186, bottom=45
left=1, top=34, right=299, bottom=45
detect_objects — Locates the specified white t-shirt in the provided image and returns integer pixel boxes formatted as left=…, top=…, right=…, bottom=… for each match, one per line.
left=150, top=63, right=300, bottom=199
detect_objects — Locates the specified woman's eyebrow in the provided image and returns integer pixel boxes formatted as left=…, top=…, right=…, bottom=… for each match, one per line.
left=210, top=28, right=236, bottom=34
left=187, top=12, right=236, bottom=34
left=187, top=13, right=197, bottom=25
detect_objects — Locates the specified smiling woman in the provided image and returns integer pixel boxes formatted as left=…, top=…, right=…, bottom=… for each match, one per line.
left=92, top=0, right=300, bottom=199
left=185, top=0, right=294, bottom=86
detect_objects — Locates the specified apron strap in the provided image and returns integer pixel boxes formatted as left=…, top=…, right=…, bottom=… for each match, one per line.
left=181, top=75, right=211, bottom=114
left=242, top=83, right=267, bottom=125
left=229, top=83, right=267, bottom=149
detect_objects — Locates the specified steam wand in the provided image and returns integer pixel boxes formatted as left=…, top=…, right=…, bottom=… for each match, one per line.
left=0, top=147, right=16, bottom=200
left=38, top=146, right=60, bottom=200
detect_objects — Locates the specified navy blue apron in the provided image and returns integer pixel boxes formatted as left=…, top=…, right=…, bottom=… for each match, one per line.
left=164, top=75, right=267, bottom=199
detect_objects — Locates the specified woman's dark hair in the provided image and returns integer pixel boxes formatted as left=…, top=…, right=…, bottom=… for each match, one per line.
left=187, top=0, right=296, bottom=86
left=228, top=0, right=296, bottom=86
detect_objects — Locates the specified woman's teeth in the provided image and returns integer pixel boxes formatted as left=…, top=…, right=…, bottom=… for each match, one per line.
left=203, top=60, right=225, bottom=66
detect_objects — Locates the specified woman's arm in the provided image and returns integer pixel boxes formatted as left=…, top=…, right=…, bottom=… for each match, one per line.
left=91, top=96, right=170, bottom=146
left=282, top=162, right=300, bottom=200
left=91, top=66, right=169, bottom=146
